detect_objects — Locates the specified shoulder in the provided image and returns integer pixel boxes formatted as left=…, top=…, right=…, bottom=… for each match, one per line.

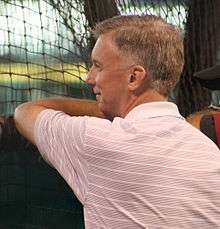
left=35, top=109, right=112, bottom=137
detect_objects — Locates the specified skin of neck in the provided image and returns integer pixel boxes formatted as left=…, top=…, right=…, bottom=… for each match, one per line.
left=119, top=89, right=167, bottom=118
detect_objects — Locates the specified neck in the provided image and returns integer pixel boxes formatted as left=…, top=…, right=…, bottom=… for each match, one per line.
left=121, top=89, right=167, bottom=118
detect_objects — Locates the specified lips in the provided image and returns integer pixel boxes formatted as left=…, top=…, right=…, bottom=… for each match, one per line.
left=96, top=94, right=101, bottom=101
left=93, top=88, right=101, bottom=101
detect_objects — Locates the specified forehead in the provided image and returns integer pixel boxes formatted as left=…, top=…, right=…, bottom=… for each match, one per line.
left=91, top=34, right=120, bottom=62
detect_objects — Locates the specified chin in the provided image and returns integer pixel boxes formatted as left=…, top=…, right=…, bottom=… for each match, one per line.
left=101, top=108, right=115, bottom=121
left=98, top=103, right=117, bottom=120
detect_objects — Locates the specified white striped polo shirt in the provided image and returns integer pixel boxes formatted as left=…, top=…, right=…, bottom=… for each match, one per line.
left=34, top=102, right=220, bottom=229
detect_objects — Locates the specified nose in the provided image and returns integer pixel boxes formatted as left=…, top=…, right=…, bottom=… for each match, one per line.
left=85, top=68, right=96, bottom=86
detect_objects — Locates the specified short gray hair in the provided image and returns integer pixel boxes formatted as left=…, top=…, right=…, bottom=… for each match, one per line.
left=93, top=15, right=184, bottom=96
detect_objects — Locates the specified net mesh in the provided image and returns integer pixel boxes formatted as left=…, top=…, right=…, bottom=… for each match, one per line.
left=0, top=0, right=93, bottom=115
left=1, top=1, right=220, bottom=229
left=176, top=0, right=220, bottom=117
left=0, top=0, right=219, bottom=116
left=0, top=116, right=84, bottom=229
left=0, top=0, right=189, bottom=115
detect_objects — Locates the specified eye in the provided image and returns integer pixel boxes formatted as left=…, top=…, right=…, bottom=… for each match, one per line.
left=93, top=62, right=99, bottom=68
left=93, top=62, right=102, bottom=71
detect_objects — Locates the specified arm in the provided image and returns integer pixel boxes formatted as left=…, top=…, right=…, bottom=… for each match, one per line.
left=14, top=97, right=104, bottom=145
left=186, top=109, right=217, bottom=129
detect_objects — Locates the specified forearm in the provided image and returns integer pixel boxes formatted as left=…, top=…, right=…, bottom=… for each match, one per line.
left=20, top=97, right=104, bottom=117
left=14, top=97, right=104, bottom=144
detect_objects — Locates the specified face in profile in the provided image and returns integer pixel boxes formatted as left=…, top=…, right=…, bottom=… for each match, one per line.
left=86, top=34, right=132, bottom=119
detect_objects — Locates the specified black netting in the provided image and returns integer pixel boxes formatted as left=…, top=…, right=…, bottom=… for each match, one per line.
left=1, top=0, right=220, bottom=115
left=0, top=116, right=84, bottom=229
left=0, top=0, right=94, bottom=115
left=1, top=1, right=220, bottom=228
left=0, top=0, right=188, bottom=115
left=176, top=0, right=220, bottom=117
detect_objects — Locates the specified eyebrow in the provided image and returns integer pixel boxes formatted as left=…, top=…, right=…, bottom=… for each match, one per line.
left=92, top=58, right=102, bottom=66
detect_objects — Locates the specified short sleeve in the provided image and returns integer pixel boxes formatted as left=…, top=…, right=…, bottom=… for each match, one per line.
left=34, top=109, right=88, bottom=204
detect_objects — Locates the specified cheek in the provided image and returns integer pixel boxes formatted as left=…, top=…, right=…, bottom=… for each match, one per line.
left=97, top=73, right=127, bottom=97
left=96, top=73, right=110, bottom=89
left=95, top=73, right=104, bottom=85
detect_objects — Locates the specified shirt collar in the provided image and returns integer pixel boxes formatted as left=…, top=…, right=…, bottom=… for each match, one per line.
left=125, top=102, right=183, bottom=120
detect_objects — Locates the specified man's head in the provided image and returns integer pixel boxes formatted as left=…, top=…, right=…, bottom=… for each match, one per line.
left=86, top=15, right=184, bottom=119
left=194, top=64, right=220, bottom=90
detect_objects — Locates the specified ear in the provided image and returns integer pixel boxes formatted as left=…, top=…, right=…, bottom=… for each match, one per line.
left=128, top=65, right=148, bottom=91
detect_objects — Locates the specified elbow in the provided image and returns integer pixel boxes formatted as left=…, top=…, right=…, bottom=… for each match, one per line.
left=14, top=102, right=46, bottom=145
left=14, top=103, right=35, bottom=145
left=14, top=104, right=27, bottom=138
left=14, top=103, right=28, bottom=128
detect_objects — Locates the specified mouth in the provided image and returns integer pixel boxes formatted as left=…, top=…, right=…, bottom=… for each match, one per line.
left=93, top=88, right=101, bottom=101
left=95, top=93, right=101, bottom=101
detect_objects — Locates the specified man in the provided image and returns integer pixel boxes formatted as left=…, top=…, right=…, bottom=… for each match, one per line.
left=194, top=64, right=220, bottom=90
left=15, top=15, right=220, bottom=228
left=187, top=64, right=220, bottom=147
